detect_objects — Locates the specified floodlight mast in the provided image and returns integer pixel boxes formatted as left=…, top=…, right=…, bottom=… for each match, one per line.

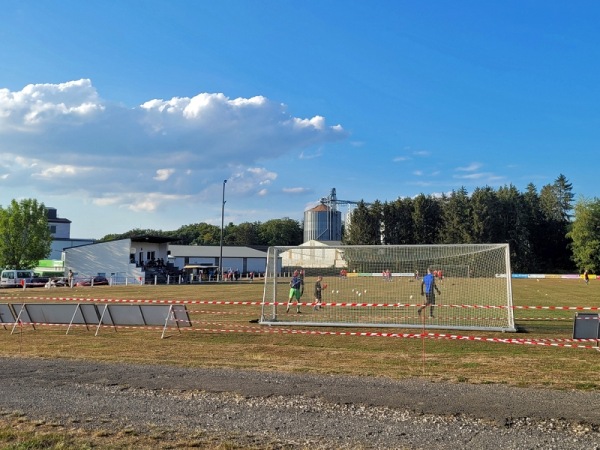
left=219, top=179, right=227, bottom=281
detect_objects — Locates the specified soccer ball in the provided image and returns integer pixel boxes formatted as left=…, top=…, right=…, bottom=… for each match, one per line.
left=410, top=295, right=413, bottom=300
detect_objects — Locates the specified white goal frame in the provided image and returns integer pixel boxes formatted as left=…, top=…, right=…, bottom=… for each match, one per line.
left=260, top=244, right=516, bottom=332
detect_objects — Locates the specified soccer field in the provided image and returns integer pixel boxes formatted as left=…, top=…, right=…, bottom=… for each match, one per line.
left=0, top=277, right=598, bottom=390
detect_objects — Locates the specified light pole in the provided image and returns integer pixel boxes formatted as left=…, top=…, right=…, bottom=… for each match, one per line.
left=219, top=179, right=227, bottom=282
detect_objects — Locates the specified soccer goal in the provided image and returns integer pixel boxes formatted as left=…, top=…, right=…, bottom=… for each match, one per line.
left=260, top=244, right=516, bottom=332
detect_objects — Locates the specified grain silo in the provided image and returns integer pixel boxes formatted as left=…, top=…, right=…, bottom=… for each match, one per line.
left=303, top=203, right=342, bottom=242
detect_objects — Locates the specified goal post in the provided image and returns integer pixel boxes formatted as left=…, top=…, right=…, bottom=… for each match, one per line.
left=260, top=243, right=516, bottom=332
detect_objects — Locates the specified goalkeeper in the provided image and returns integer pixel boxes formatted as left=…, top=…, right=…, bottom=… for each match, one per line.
left=286, top=270, right=304, bottom=314
left=418, top=267, right=441, bottom=318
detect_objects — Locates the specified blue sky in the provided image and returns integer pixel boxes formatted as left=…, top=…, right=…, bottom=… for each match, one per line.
left=1, top=1, right=599, bottom=239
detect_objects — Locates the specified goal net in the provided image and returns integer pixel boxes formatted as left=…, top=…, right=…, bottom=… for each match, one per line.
left=260, top=244, right=516, bottom=332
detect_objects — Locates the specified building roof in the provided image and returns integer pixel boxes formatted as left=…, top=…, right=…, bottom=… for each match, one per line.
left=130, top=235, right=179, bottom=244
left=309, top=204, right=330, bottom=212
left=47, top=217, right=72, bottom=224
left=168, top=245, right=268, bottom=258
left=46, top=207, right=72, bottom=224
left=301, top=240, right=342, bottom=247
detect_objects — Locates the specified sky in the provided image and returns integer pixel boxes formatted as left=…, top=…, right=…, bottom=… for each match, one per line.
left=1, top=1, right=599, bottom=239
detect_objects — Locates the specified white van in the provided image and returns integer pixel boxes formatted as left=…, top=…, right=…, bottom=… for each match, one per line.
left=0, top=269, right=35, bottom=288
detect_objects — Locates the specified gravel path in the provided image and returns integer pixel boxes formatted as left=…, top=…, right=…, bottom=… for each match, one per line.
left=1, top=356, right=599, bottom=449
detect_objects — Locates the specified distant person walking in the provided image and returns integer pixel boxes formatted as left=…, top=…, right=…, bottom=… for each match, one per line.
left=418, top=268, right=441, bottom=318
left=68, top=269, right=74, bottom=288
left=313, top=276, right=326, bottom=311
left=287, top=270, right=304, bottom=314
left=584, top=269, right=589, bottom=284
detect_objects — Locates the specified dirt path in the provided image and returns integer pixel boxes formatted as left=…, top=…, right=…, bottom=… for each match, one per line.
left=1, top=357, right=599, bottom=449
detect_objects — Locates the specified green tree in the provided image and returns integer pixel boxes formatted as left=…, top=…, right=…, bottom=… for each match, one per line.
left=496, top=184, right=532, bottom=272
left=169, top=224, right=203, bottom=245
left=412, top=194, right=441, bottom=244
left=471, top=186, right=502, bottom=243
left=392, top=197, right=415, bottom=244
left=343, top=201, right=380, bottom=244
left=567, top=197, right=600, bottom=272
left=229, top=221, right=261, bottom=246
left=196, top=223, right=221, bottom=245
left=0, top=199, right=52, bottom=269
left=258, top=218, right=303, bottom=246
left=439, top=187, right=473, bottom=244
left=381, top=199, right=414, bottom=245
left=522, top=183, right=544, bottom=272
left=99, top=228, right=166, bottom=242
left=539, top=175, right=574, bottom=271
left=553, top=174, right=575, bottom=221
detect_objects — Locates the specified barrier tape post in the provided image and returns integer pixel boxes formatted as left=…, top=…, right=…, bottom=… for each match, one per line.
left=161, top=304, right=180, bottom=339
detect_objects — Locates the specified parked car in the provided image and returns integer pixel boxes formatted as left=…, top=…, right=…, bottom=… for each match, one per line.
left=0, top=269, right=35, bottom=288
left=44, top=277, right=67, bottom=287
left=52, top=277, right=68, bottom=287
left=23, top=276, right=50, bottom=288
left=75, top=276, right=109, bottom=287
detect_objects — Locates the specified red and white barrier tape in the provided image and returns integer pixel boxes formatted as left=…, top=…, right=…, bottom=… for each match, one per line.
left=7, top=321, right=598, bottom=349
left=6, top=296, right=600, bottom=311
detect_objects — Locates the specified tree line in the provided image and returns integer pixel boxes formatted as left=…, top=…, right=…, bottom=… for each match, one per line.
left=1, top=173, right=599, bottom=273
left=345, top=174, right=580, bottom=273
left=100, top=218, right=304, bottom=249
left=102, top=173, right=600, bottom=273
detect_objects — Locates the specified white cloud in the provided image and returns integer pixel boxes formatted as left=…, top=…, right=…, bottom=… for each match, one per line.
left=292, top=115, right=326, bottom=130
left=154, top=168, right=175, bottom=181
left=92, top=196, right=121, bottom=207
left=299, top=148, right=323, bottom=159
left=456, top=162, right=482, bottom=172
left=455, top=172, right=488, bottom=180
left=283, top=187, right=311, bottom=194
left=0, top=79, right=347, bottom=215
left=453, top=172, right=505, bottom=184
left=34, top=165, right=92, bottom=179
left=413, top=150, right=430, bottom=157
left=226, top=167, right=278, bottom=195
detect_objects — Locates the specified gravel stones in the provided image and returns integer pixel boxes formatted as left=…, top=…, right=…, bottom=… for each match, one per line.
left=1, top=357, right=599, bottom=449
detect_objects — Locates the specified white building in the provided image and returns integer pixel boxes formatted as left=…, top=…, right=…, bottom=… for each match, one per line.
left=168, top=245, right=272, bottom=275
left=64, top=236, right=173, bottom=281
left=281, top=240, right=346, bottom=269
left=64, top=236, right=277, bottom=282
left=46, top=207, right=94, bottom=260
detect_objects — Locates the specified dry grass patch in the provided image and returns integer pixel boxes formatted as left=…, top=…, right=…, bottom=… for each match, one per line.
left=1, top=279, right=599, bottom=390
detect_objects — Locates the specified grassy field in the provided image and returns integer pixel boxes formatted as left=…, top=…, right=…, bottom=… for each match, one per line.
left=0, top=278, right=598, bottom=391
left=0, top=278, right=599, bottom=448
